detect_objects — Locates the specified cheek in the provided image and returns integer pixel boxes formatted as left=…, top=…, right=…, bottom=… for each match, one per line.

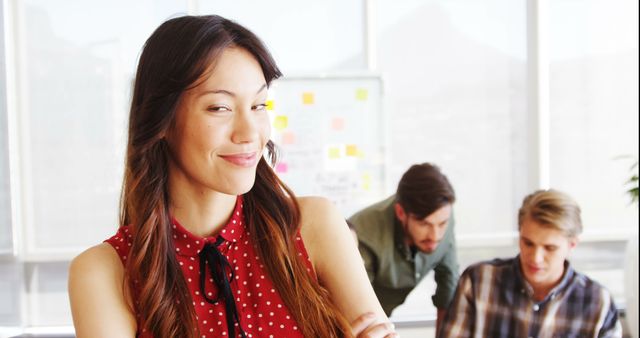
left=256, top=112, right=270, bottom=133
left=549, top=251, right=564, bottom=264
left=520, top=246, right=533, bottom=260
left=405, top=224, right=418, bottom=238
left=262, top=116, right=271, bottom=140
left=519, top=244, right=526, bottom=254
left=262, top=122, right=271, bottom=142
left=195, top=126, right=220, bottom=150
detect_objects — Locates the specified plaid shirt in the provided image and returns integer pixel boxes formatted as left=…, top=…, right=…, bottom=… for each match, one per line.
left=439, top=256, right=622, bottom=338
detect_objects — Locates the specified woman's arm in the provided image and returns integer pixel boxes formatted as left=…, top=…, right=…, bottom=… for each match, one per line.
left=298, top=196, right=397, bottom=338
left=68, top=243, right=137, bottom=338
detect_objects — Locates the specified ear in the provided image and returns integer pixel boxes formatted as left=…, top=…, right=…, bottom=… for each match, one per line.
left=568, top=236, right=579, bottom=251
left=394, top=203, right=407, bottom=223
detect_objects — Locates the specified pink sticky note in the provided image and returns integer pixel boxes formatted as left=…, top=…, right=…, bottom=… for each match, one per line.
left=331, top=117, right=345, bottom=131
left=282, top=132, right=296, bottom=145
left=276, top=162, right=288, bottom=173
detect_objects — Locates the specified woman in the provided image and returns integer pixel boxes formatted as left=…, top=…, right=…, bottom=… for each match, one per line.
left=68, top=15, right=396, bottom=338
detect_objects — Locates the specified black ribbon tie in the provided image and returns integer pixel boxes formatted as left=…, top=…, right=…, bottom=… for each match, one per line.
left=198, top=237, right=247, bottom=338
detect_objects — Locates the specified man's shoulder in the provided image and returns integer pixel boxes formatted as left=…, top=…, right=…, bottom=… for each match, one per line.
left=348, top=195, right=396, bottom=245
left=348, top=196, right=395, bottom=230
left=569, top=269, right=616, bottom=299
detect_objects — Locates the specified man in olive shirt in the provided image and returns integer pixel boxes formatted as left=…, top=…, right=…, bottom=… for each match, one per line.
left=348, top=163, right=458, bottom=331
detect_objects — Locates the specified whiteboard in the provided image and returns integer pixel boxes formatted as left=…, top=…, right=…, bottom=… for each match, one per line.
left=268, top=76, right=385, bottom=216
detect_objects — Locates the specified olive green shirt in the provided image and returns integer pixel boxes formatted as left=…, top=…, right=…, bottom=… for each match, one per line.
left=348, top=195, right=459, bottom=316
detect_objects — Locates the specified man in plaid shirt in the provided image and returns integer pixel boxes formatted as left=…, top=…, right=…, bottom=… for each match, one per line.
left=439, top=189, right=622, bottom=338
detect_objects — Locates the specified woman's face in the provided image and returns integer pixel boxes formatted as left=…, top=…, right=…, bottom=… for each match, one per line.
left=167, top=47, right=270, bottom=196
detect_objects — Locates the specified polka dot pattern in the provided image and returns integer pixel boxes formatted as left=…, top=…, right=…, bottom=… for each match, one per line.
left=105, top=196, right=311, bottom=337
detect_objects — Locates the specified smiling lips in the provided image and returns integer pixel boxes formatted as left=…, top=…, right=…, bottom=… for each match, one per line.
left=219, top=152, right=259, bottom=167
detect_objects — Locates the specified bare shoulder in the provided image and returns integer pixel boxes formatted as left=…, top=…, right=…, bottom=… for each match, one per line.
left=69, top=243, right=124, bottom=284
left=296, top=195, right=352, bottom=266
left=297, top=195, right=337, bottom=216
left=68, top=242, right=127, bottom=307
left=296, top=196, right=348, bottom=248
left=297, top=196, right=344, bottom=231
left=69, top=243, right=136, bottom=337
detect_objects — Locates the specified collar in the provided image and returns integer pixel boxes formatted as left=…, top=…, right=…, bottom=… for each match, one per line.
left=513, top=255, right=575, bottom=301
left=171, top=195, right=245, bottom=257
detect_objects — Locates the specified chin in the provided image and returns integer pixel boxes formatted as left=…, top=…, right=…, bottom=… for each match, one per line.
left=237, top=181, right=257, bottom=195
left=220, top=175, right=257, bottom=195
left=526, top=273, right=547, bottom=286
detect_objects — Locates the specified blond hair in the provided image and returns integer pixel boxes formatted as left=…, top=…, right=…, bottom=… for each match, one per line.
left=518, top=189, right=583, bottom=237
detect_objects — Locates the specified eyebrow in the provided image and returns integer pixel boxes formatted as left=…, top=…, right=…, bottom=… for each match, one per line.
left=520, top=236, right=533, bottom=242
left=520, top=236, right=556, bottom=247
left=198, top=83, right=268, bottom=98
left=418, top=218, right=448, bottom=226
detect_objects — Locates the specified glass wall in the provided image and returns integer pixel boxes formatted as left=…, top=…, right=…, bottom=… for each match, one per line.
left=377, top=0, right=529, bottom=238
left=549, top=0, right=639, bottom=231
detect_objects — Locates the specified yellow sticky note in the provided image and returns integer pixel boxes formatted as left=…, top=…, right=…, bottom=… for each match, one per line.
left=282, top=131, right=295, bottom=145
left=362, top=173, right=371, bottom=190
left=328, top=147, right=340, bottom=159
left=273, top=115, right=288, bottom=131
left=302, top=92, right=315, bottom=105
left=346, top=144, right=358, bottom=157
left=355, top=88, right=368, bottom=101
left=331, top=117, right=345, bottom=131
left=266, top=100, right=275, bottom=110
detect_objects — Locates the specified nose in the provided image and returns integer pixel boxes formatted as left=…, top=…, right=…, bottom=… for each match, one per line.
left=231, top=109, right=260, bottom=144
left=532, top=247, right=544, bottom=264
left=426, top=225, right=444, bottom=242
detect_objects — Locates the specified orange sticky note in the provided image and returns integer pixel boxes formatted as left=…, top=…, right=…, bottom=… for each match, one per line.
left=276, top=162, right=288, bottom=173
left=346, top=144, right=358, bottom=157
left=266, top=100, right=275, bottom=110
left=331, top=117, right=345, bottom=131
left=355, top=88, right=368, bottom=101
left=302, top=92, right=315, bottom=105
left=328, top=147, right=340, bottom=159
left=282, top=132, right=296, bottom=145
left=273, top=115, right=288, bottom=131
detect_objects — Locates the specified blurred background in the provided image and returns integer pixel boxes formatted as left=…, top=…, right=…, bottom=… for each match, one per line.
left=0, top=0, right=637, bottom=337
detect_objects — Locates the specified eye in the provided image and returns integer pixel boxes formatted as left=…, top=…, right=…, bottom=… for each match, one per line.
left=545, top=245, right=557, bottom=252
left=207, top=105, right=231, bottom=113
left=252, top=103, right=267, bottom=111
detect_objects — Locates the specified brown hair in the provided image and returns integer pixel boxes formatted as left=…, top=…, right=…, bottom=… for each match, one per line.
left=120, top=15, right=350, bottom=338
left=396, top=162, right=455, bottom=219
left=518, top=189, right=583, bottom=237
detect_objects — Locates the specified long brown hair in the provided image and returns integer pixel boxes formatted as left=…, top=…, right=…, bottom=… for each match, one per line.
left=120, top=15, right=351, bottom=337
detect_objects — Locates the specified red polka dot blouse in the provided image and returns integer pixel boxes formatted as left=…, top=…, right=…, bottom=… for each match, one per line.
left=105, top=196, right=309, bottom=338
